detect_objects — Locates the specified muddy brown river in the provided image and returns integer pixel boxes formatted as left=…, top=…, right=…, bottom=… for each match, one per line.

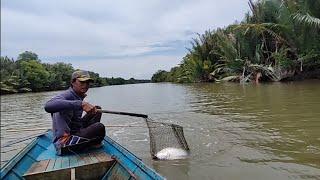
left=1, top=81, right=320, bottom=179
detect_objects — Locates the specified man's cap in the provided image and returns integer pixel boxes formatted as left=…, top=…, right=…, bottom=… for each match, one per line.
left=71, top=70, right=94, bottom=82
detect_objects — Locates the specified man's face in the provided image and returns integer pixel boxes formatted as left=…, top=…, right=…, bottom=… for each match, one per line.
left=72, top=79, right=90, bottom=96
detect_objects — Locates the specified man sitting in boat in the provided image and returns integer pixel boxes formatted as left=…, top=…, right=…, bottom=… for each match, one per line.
left=44, top=70, right=106, bottom=155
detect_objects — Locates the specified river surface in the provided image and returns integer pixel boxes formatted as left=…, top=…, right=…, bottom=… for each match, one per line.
left=1, top=81, right=320, bottom=179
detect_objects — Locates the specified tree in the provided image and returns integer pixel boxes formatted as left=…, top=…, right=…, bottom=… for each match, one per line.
left=151, top=70, right=169, bottom=82
left=17, top=51, right=40, bottom=62
left=45, top=62, right=74, bottom=90
left=19, top=60, right=50, bottom=91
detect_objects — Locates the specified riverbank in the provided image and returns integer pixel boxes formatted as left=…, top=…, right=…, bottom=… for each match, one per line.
left=0, top=80, right=151, bottom=95
left=229, top=69, right=320, bottom=83
left=287, top=69, right=320, bottom=81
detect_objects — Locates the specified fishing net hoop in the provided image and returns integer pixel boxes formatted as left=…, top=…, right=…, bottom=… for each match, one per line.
left=145, top=118, right=190, bottom=159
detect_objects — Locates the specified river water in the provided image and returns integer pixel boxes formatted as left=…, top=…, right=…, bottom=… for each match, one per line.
left=1, top=81, right=320, bottom=179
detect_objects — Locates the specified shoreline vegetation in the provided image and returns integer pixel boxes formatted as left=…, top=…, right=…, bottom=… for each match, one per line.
left=151, top=0, right=320, bottom=83
left=2, top=1, right=319, bottom=95
left=0, top=51, right=150, bottom=95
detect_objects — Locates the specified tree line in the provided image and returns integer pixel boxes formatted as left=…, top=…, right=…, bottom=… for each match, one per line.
left=152, top=0, right=320, bottom=83
left=1, top=51, right=150, bottom=94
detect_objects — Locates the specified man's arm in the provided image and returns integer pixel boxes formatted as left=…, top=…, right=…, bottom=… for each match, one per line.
left=44, top=95, right=82, bottom=113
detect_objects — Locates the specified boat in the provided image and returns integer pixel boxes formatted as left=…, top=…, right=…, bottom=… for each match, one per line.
left=0, top=130, right=165, bottom=180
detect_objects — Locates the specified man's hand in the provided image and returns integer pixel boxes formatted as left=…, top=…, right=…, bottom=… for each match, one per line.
left=82, top=101, right=97, bottom=114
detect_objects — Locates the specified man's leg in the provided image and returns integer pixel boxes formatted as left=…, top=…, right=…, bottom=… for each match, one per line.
left=77, top=105, right=105, bottom=144
left=57, top=122, right=106, bottom=155
left=61, top=106, right=105, bottom=154
left=74, top=122, right=106, bottom=144
left=82, top=106, right=102, bottom=128
left=60, top=122, right=106, bottom=154
left=77, top=105, right=105, bottom=145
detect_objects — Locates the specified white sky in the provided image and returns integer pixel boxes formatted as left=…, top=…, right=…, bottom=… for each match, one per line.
left=1, top=0, right=249, bottom=79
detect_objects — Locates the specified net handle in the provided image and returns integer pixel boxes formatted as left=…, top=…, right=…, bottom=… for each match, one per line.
left=98, top=109, right=148, bottom=118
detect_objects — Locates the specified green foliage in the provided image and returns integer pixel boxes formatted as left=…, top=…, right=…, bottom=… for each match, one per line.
left=1, top=56, right=18, bottom=81
left=293, top=13, right=320, bottom=29
left=44, top=62, right=74, bottom=90
left=271, top=48, right=293, bottom=68
left=152, top=0, right=320, bottom=83
left=17, top=51, right=40, bottom=62
left=1, top=57, right=21, bottom=93
left=1, top=52, right=149, bottom=94
left=151, top=70, right=169, bottom=82
left=19, top=60, right=50, bottom=91
left=88, top=71, right=108, bottom=87
left=106, top=77, right=149, bottom=85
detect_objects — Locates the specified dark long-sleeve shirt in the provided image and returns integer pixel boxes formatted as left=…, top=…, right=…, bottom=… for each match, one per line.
left=44, top=87, right=84, bottom=142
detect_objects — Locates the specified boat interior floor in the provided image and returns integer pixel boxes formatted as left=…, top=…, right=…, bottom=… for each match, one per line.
left=23, top=151, right=116, bottom=180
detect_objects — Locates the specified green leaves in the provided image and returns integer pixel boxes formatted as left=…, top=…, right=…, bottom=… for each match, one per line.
left=152, top=0, right=320, bottom=83
left=19, top=60, right=50, bottom=91
left=292, top=13, right=320, bottom=29
left=0, top=52, right=108, bottom=94
left=151, top=70, right=170, bottom=83
left=17, top=51, right=40, bottom=63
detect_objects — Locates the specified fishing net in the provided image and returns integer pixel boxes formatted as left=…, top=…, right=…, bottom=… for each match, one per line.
left=97, top=110, right=190, bottom=160
left=145, top=118, right=190, bottom=160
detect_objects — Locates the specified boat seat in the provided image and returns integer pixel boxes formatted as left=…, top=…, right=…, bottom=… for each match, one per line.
left=23, top=151, right=116, bottom=180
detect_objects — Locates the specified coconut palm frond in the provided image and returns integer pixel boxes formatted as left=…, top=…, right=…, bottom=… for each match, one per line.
left=293, top=13, right=320, bottom=29
left=233, top=23, right=287, bottom=44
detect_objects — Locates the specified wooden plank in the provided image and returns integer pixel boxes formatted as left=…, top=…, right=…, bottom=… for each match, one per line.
left=24, top=154, right=116, bottom=180
left=24, top=160, right=49, bottom=175
left=76, top=155, right=85, bottom=166
left=88, top=153, right=99, bottom=164
left=103, top=162, right=131, bottom=180
left=24, top=168, right=70, bottom=180
left=69, top=155, right=78, bottom=168
left=93, top=151, right=113, bottom=162
left=61, top=156, right=70, bottom=169
left=46, top=159, right=55, bottom=172
left=92, top=151, right=104, bottom=161
left=79, top=153, right=93, bottom=165
left=71, top=151, right=116, bottom=180
left=75, top=161, right=115, bottom=180
left=53, top=157, right=62, bottom=170
left=71, top=168, right=76, bottom=180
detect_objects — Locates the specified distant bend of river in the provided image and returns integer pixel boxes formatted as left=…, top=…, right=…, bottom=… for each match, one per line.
left=1, top=81, right=320, bottom=180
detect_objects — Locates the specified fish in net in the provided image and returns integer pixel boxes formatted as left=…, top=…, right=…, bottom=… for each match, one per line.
left=145, top=118, right=190, bottom=160
left=96, top=109, right=190, bottom=160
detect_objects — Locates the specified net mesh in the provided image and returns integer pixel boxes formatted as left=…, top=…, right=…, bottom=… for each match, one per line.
left=145, top=118, right=190, bottom=159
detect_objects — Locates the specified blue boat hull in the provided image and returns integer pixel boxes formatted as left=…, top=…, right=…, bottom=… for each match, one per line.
left=1, top=130, right=164, bottom=180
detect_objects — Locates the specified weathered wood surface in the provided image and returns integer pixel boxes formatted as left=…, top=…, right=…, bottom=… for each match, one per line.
left=23, top=151, right=115, bottom=180
left=25, top=159, right=50, bottom=175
